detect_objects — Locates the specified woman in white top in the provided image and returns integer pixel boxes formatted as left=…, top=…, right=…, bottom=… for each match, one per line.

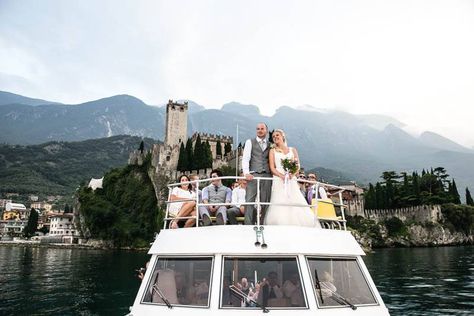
left=169, top=175, right=196, bottom=229
left=264, top=129, right=321, bottom=227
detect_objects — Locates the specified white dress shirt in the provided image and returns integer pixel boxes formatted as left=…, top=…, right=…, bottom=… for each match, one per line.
left=231, top=186, right=246, bottom=207
left=242, top=136, right=267, bottom=175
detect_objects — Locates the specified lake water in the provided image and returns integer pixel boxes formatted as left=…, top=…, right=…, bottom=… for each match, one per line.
left=0, top=245, right=472, bottom=315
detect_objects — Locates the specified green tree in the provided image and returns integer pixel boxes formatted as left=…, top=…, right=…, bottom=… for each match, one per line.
left=23, top=208, right=39, bottom=238
left=216, top=140, right=222, bottom=157
left=466, top=187, right=474, bottom=206
left=450, top=179, right=461, bottom=204
left=185, top=138, right=194, bottom=170
left=138, top=140, right=144, bottom=154
left=364, top=184, right=376, bottom=209
left=224, top=142, right=232, bottom=156
left=204, top=141, right=213, bottom=169
left=177, top=142, right=187, bottom=171
left=193, top=134, right=204, bottom=170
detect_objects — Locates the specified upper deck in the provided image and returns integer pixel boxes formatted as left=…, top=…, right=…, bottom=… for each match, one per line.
left=149, top=225, right=364, bottom=256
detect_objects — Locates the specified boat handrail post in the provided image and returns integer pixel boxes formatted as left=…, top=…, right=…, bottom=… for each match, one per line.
left=195, top=180, right=200, bottom=227
left=256, top=177, right=261, bottom=227
left=339, top=190, right=347, bottom=230
left=164, top=183, right=172, bottom=230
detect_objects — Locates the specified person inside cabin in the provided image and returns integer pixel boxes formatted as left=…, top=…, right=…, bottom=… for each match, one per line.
left=227, top=174, right=247, bottom=225
left=260, top=271, right=284, bottom=307
left=199, top=169, right=232, bottom=225
left=169, top=175, right=197, bottom=229
left=306, top=173, right=329, bottom=205
left=282, top=272, right=305, bottom=307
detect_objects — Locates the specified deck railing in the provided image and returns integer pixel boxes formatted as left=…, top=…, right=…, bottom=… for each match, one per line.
left=163, top=176, right=347, bottom=230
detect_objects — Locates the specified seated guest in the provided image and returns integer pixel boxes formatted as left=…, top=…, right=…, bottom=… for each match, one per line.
left=169, top=175, right=196, bottom=229
left=297, top=172, right=307, bottom=199
left=227, top=176, right=247, bottom=225
left=199, top=169, right=232, bottom=225
left=189, top=173, right=202, bottom=203
left=282, top=273, right=304, bottom=307
left=306, top=173, right=329, bottom=205
left=260, top=271, right=284, bottom=307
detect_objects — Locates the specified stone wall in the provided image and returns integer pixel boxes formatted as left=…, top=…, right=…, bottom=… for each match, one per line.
left=364, top=204, right=442, bottom=223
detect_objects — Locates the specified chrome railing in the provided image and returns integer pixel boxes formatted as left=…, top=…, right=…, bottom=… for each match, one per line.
left=163, top=176, right=347, bottom=230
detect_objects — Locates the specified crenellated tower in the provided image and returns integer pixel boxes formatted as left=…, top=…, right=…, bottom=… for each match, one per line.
left=165, top=100, right=188, bottom=147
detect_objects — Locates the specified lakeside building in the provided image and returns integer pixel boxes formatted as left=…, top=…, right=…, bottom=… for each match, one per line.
left=0, top=199, right=13, bottom=209
left=0, top=219, right=28, bottom=237
left=30, top=202, right=53, bottom=212
left=49, top=213, right=75, bottom=236
left=3, top=203, right=29, bottom=220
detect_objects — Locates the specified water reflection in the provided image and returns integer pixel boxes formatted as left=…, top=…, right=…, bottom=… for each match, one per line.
left=364, top=246, right=474, bottom=315
left=0, top=246, right=149, bottom=315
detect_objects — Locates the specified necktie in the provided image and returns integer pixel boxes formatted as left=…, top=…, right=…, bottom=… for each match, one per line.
left=259, top=140, right=265, bottom=151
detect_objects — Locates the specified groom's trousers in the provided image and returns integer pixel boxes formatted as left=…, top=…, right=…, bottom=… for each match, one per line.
left=244, top=172, right=272, bottom=225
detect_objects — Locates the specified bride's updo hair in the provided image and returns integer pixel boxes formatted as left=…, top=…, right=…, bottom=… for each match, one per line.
left=272, top=128, right=288, bottom=152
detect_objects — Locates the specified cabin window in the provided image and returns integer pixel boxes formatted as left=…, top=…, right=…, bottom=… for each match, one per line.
left=220, top=257, right=307, bottom=309
left=307, top=257, right=377, bottom=308
left=141, top=257, right=213, bottom=308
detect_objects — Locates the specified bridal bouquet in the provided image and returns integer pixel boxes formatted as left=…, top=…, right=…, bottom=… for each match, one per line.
left=281, top=157, right=298, bottom=174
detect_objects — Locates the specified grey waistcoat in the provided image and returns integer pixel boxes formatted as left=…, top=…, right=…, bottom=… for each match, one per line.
left=208, top=185, right=228, bottom=203
left=249, top=138, right=270, bottom=173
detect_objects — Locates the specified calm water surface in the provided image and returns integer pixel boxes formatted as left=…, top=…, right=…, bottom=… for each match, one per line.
left=0, top=245, right=472, bottom=315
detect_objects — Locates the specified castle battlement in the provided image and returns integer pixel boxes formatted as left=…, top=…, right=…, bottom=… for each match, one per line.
left=192, top=132, right=233, bottom=143
left=364, top=205, right=442, bottom=223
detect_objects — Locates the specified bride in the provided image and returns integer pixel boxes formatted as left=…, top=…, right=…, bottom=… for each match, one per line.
left=264, top=129, right=321, bottom=228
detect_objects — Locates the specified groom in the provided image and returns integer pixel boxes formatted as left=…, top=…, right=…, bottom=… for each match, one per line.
left=242, top=123, right=272, bottom=225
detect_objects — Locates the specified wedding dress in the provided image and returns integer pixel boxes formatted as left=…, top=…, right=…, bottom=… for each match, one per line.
left=265, top=149, right=321, bottom=228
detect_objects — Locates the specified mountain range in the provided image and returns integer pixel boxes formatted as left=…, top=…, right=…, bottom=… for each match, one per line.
left=1, top=90, right=473, bottom=194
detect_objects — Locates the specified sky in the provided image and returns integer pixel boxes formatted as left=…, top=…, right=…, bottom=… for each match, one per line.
left=1, top=0, right=474, bottom=147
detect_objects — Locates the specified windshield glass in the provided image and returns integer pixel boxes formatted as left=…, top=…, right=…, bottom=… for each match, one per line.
left=221, top=257, right=307, bottom=309
left=307, top=257, right=377, bottom=308
left=142, top=257, right=213, bottom=307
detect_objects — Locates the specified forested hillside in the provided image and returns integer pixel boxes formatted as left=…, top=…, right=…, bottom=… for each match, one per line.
left=0, top=135, right=156, bottom=195
left=78, top=153, right=161, bottom=247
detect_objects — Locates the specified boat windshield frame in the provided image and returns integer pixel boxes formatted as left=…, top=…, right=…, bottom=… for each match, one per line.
left=219, top=254, right=310, bottom=311
left=305, top=255, right=380, bottom=309
left=140, top=255, right=215, bottom=309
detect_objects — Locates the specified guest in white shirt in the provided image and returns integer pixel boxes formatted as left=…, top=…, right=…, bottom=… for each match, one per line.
left=169, top=175, right=196, bottom=229
left=227, top=176, right=247, bottom=225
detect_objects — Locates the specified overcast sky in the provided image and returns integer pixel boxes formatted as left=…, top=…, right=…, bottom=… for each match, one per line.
left=1, top=0, right=473, bottom=147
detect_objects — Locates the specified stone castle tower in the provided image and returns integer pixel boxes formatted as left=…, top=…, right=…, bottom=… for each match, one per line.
left=165, top=100, right=188, bottom=147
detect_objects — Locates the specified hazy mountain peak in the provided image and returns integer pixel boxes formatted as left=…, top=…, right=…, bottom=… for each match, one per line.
left=0, top=90, right=59, bottom=106
left=221, top=102, right=261, bottom=116
left=81, top=94, right=147, bottom=107
left=419, top=131, right=471, bottom=153
left=357, top=114, right=405, bottom=131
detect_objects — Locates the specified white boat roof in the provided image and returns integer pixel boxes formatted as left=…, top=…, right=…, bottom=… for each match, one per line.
left=149, top=225, right=365, bottom=256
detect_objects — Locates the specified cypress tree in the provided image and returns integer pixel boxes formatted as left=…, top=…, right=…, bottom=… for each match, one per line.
left=224, top=142, right=232, bottom=155
left=365, top=183, right=376, bottom=209
left=185, top=138, right=194, bottom=170
left=23, top=208, right=39, bottom=238
left=466, top=187, right=474, bottom=206
left=450, top=179, right=461, bottom=204
left=375, top=182, right=383, bottom=209
left=205, top=141, right=213, bottom=169
left=216, top=140, right=222, bottom=157
left=177, top=142, right=187, bottom=171
left=194, top=134, right=204, bottom=170
left=138, top=140, right=144, bottom=153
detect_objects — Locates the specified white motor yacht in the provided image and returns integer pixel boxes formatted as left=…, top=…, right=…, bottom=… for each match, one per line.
left=128, top=176, right=390, bottom=315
